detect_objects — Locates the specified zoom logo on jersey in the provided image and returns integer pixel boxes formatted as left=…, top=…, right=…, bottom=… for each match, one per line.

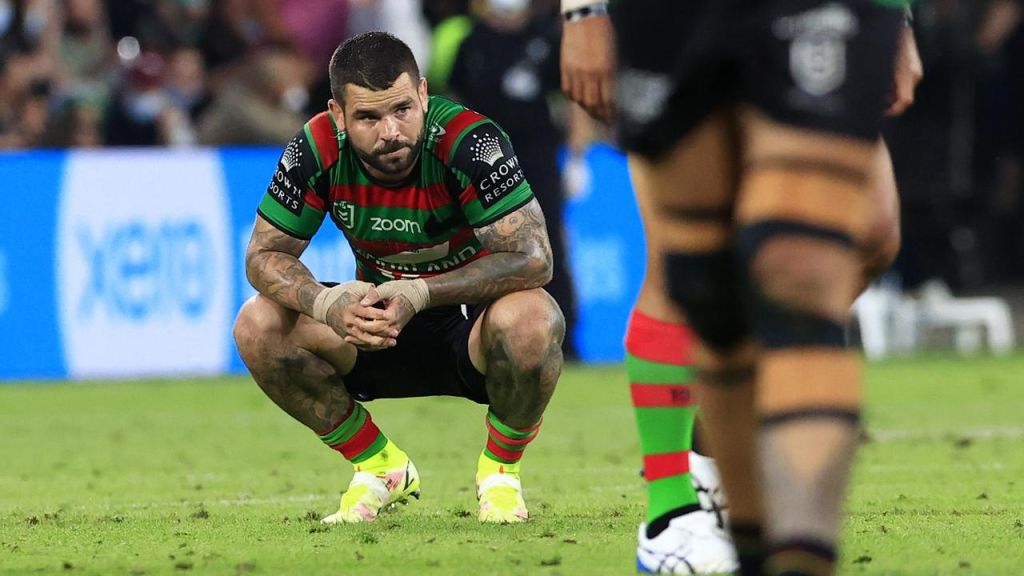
left=371, top=216, right=422, bottom=234
left=460, top=124, right=525, bottom=209
left=57, top=151, right=232, bottom=378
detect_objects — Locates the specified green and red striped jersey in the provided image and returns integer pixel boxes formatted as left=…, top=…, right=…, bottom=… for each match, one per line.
left=257, top=96, right=535, bottom=284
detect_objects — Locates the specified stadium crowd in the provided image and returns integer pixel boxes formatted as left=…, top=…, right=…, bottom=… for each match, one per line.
left=0, top=0, right=1021, bottom=287
left=0, top=0, right=463, bottom=148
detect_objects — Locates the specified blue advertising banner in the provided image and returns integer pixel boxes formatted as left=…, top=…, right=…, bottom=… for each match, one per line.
left=564, top=144, right=645, bottom=363
left=0, top=144, right=642, bottom=381
left=1, top=151, right=66, bottom=380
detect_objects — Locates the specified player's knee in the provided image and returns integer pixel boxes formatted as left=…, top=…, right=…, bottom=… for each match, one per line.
left=861, top=140, right=901, bottom=281
left=233, top=296, right=287, bottom=360
left=664, top=250, right=749, bottom=352
left=861, top=213, right=900, bottom=284
left=743, top=236, right=851, bottom=350
left=747, top=237, right=846, bottom=306
left=487, top=289, right=565, bottom=368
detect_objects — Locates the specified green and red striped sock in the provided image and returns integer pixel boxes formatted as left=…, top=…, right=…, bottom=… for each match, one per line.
left=318, top=401, right=388, bottom=464
left=483, top=410, right=540, bottom=465
left=625, top=309, right=701, bottom=533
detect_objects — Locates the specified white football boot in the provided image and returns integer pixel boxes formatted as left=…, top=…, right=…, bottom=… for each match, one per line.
left=690, top=452, right=729, bottom=529
left=636, top=510, right=739, bottom=574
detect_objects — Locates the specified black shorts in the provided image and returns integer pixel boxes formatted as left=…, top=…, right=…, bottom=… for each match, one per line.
left=343, top=302, right=490, bottom=404
left=612, top=0, right=904, bottom=158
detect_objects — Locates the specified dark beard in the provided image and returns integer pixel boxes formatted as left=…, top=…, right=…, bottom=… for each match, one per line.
left=355, top=125, right=426, bottom=178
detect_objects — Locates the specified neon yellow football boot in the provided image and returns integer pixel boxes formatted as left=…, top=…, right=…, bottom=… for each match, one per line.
left=476, top=452, right=528, bottom=524
left=321, top=441, right=420, bottom=524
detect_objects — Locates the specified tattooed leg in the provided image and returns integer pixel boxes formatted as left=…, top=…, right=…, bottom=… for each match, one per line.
left=473, top=289, right=565, bottom=427
left=233, top=294, right=358, bottom=432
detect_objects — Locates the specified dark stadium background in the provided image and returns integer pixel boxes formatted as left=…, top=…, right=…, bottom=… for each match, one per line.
left=1, top=0, right=1022, bottom=377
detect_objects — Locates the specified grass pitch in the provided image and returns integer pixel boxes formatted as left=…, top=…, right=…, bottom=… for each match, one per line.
left=2, top=356, right=1023, bottom=575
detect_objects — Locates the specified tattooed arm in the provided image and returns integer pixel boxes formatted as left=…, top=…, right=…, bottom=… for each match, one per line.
left=245, top=215, right=324, bottom=316
left=246, top=215, right=393, bottom=348
left=425, top=198, right=553, bottom=306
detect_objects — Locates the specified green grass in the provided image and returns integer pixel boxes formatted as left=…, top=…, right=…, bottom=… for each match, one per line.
left=2, top=356, right=1023, bottom=575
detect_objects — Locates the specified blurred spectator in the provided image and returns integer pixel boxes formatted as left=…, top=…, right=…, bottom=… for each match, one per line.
left=41, top=95, right=103, bottom=147
left=57, top=0, right=112, bottom=89
left=287, top=0, right=432, bottom=117
left=440, top=0, right=579, bottom=358
left=199, top=0, right=266, bottom=75
left=0, top=0, right=52, bottom=55
left=425, top=6, right=468, bottom=94
left=274, top=0, right=348, bottom=115
left=106, top=0, right=192, bottom=50
left=0, top=57, right=55, bottom=147
left=166, top=45, right=210, bottom=122
left=277, top=0, right=349, bottom=68
left=104, top=50, right=195, bottom=146
left=104, top=50, right=166, bottom=145
left=18, top=76, right=50, bottom=143
left=196, top=47, right=307, bottom=145
left=378, top=0, right=431, bottom=69
left=421, top=0, right=467, bottom=29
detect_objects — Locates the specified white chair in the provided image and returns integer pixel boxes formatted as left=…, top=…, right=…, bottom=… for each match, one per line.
left=852, top=278, right=1015, bottom=358
left=852, top=282, right=898, bottom=360
left=916, top=280, right=1015, bottom=355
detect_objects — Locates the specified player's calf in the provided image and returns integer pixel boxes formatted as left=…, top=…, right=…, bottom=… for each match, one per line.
left=737, top=161, right=870, bottom=576
left=665, top=247, right=764, bottom=575
left=479, top=288, right=565, bottom=427
left=474, top=289, right=564, bottom=523
left=234, top=295, right=353, bottom=432
left=235, top=295, right=418, bottom=524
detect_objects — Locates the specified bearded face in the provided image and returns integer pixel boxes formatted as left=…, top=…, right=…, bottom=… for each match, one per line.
left=333, top=72, right=430, bottom=184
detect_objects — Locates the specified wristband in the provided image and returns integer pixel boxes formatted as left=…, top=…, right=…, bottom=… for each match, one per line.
left=561, top=0, right=606, bottom=12
left=375, top=279, right=431, bottom=313
left=312, top=281, right=373, bottom=323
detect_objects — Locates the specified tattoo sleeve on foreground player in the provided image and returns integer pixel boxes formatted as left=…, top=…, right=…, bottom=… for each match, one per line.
left=244, top=217, right=323, bottom=316
left=425, top=199, right=554, bottom=306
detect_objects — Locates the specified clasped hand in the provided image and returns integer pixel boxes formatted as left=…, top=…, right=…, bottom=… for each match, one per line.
left=322, top=281, right=422, bottom=351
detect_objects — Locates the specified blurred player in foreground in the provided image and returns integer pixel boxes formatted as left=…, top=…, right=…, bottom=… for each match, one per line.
left=234, top=32, right=565, bottom=525
left=561, top=1, right=921, bottom=573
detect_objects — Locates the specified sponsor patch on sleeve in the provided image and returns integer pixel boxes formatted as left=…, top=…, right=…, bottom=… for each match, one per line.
left=455, top=123, right=526, bottom=209
left=265, top=137, right=307, bottom=216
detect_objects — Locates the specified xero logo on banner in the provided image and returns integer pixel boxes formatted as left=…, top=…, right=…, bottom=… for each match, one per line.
left=57, top=151, right=232, bottom=379
left=76, top=221, right=211, bottom=320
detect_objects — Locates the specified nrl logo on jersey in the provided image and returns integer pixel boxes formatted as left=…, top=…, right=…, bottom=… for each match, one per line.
left=427, top=123, right=446, bottom=144
left=333, top=200, right=355, bottom=229
left=773, top=3, right=858, bottom=97
left=618, top=68, right=671, bottom=125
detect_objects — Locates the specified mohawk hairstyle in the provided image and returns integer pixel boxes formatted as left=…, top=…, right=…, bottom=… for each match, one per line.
left=329, top=31, right=420, bottom=103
